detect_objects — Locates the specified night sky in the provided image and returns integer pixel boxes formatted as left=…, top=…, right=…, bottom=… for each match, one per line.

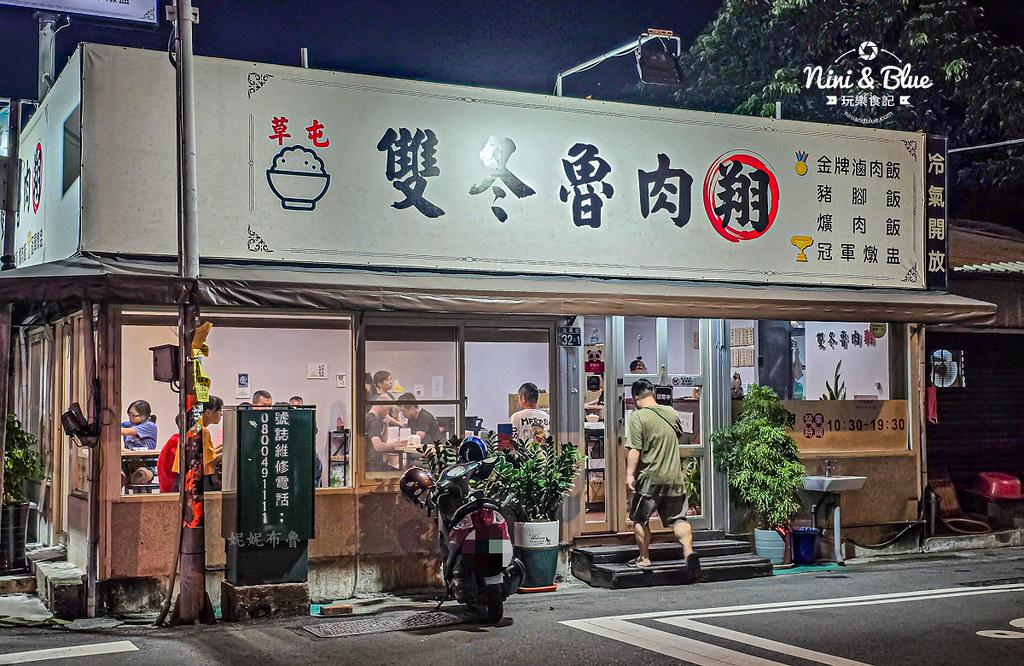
left=0, top=0, right=723, bottom=101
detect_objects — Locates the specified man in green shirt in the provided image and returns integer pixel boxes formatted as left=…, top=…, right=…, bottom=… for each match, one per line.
left=625, top=379, right=700, bottom=581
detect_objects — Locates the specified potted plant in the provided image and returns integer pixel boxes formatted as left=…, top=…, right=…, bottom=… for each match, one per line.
left=711, top=385, right=805, bottom=564
left=487, top=437, right=584, bottom=589
left=2, top=414, right=44, bottom=573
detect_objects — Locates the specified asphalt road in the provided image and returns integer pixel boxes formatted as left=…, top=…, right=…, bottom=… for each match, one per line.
left=2, top=547, right=1024, bottom=665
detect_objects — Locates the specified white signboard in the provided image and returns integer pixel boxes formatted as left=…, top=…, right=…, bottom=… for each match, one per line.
left=0, top=0, right=157, bottom=23
left=14, top=49, right=82, bottom=267
left=79, top=45, right=927, bottom=289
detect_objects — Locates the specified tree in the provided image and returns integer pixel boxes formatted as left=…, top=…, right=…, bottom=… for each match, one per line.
left=674, top=0, right=1024, bottom=226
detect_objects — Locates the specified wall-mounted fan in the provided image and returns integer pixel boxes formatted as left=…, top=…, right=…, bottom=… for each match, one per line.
left=931, top=349, right=965, bottom=388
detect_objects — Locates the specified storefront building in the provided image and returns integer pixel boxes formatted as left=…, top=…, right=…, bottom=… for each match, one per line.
left=1, top=45, right=995, bottom=612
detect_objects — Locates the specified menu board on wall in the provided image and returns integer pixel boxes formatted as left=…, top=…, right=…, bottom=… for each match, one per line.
left=783, top=399, right=909, bottom=454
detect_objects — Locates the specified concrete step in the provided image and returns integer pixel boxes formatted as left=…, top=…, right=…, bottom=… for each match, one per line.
left=26, top=544, right=67, bottom=577
left=34, top=560, right=85, bottom=620
left=574, top=529, right=727, bottom=548
left=585, top=553, right=774, bottom=589
left=572, top=540, right=752, bottom=570
left=0, top=574, right=36, bottom=595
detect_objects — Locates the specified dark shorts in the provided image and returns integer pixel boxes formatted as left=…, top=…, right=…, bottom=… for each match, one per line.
left=629, top=492, right=688, bottom=526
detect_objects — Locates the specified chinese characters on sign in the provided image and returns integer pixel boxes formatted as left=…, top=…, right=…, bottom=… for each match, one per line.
left=234, top=407, right=315, bottom=543
left=265, top=116, right=332, bottom=211
left=241, top=69, right=926, bottom=288
left=704, top=152, right=778, bottom=242
left=796, top=150, right=909, bottom=274
left=924, top=136, right=948, bottom=290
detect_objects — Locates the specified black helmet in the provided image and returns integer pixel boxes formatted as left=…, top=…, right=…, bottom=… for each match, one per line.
left=399, top=467, right=434, bottom=506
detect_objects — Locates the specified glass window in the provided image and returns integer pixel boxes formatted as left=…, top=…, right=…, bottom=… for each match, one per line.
left=120, top=318, right=353, bottom=495
left=364, top=325, right=459, bottom=479
left=622, top=316, right=657, bottom=373
left=465, top=327, right=550, bottom=437
left=666, top=317, right=701, bottom=376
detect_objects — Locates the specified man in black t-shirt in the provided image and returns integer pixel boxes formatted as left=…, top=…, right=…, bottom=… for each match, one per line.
left=398, top=393, right=443, bottom=446
left=365, top=403, right=402, bottom=472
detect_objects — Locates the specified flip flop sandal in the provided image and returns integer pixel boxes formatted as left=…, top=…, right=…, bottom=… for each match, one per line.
left=627, top=558, right=652, bottom=568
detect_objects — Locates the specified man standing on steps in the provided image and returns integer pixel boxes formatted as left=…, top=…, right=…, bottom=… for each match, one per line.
left=625, top=378, right=700, bottom=582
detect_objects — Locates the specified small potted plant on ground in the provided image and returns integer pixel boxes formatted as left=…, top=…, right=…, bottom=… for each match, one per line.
left=2, top=414, right=44, bottom=573
left=487, top=437, right=585, bottom=589
left=712, top=385, right=805, bottom=564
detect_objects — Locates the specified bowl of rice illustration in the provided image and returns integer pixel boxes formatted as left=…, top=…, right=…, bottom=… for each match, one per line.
left=266, top=146, right=331, bottom=210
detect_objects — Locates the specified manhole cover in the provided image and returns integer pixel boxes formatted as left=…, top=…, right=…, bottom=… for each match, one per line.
left=304, top=610, right=470, bottom=638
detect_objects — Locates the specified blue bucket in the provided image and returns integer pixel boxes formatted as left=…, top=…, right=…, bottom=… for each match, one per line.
left=792, top=527, right=821, bottom=564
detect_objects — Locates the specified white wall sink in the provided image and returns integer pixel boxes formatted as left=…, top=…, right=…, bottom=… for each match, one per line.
left=804, top=475, right=867, bottom=492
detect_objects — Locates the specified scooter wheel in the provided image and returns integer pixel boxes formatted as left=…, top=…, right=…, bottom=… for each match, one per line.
left=482, top=583, right=503, bottom=624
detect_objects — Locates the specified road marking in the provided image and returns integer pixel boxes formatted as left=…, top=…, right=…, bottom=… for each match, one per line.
left=575, top=583, right=1024, bottom=622
left=563, top=617, right=787, bottom=666
left=977, top=616, right=1024, bottom=639
left=562, top=584, right=1024, bottom=664
left=661, top=618, right=871, bottom=666
left=0, top=640, right=138, bottom=664
left=685, top=585, right=1024, bottom=619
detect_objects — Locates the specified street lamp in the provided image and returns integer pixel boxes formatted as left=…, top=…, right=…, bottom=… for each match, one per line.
left=554, top=29, right=683, bottom=97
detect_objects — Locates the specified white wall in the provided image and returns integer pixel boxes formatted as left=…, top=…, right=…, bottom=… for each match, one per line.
left=804, top=322, right=890, bottom=400
left=667, top=317, right=701, bottom=375
left=365, top=341, right=457, bottom=401
left=465, top=341, right=549, bottom=433
left=121, top=325, right=352, bottom=469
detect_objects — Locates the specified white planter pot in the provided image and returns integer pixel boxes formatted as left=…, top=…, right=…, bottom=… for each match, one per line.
left=513, top=520, right=559, bottom=549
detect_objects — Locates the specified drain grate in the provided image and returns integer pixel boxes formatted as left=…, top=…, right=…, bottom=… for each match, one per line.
left=304, top=610, right=470, bottom=638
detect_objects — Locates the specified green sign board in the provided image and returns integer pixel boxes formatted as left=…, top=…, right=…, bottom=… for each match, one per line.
left=235, top=407, right=315, bottom=542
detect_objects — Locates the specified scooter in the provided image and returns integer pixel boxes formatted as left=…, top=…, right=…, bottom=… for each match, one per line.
left=401, top=453, right=524, bottom=623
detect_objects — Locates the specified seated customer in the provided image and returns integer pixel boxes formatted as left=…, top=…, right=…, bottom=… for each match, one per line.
left=157, top=413, right=183, bottom=493
left=365, top=403, right=404, bottom=472
left=172, top=395, right=224, bottom=491
left=121, top=400, right=158, bottom=450
left=397, top=393, right=443, bottom=446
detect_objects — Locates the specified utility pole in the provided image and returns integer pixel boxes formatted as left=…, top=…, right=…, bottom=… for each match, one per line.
left=170, top=0, right=212, bottom=625
left=34, top=13, right=68, bottom=101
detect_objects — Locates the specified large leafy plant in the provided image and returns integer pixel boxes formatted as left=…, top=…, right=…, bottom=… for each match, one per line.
left=4, top=414, right=44, bottom=505
left=712, top=385, right=804, bottom=529
left=488, top=438, right=585, bottom=523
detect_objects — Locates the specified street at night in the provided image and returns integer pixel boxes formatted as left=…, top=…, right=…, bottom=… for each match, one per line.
left=1, top=1, right=1024, bottom=663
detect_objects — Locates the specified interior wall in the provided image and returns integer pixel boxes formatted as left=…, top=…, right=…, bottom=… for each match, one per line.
left=465, top=341, right=549, bottom=432
left=667, top=318, right=701, bottom=375
left=121, top=325, right=352, bottom=470
left=805, top=322, right=890, bottom=399
left=365, top=341, right=457, bottom=401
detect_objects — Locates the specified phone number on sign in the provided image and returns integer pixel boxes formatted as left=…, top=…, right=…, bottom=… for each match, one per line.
left=801, top=412, right=906, bottom=438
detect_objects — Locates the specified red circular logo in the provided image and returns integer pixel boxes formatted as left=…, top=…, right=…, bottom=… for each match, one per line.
left=32, top=142, right=42, bottom=214
left=703, top=152, right=780, bottom=243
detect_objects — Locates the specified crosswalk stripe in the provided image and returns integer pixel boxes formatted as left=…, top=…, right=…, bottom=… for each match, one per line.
left=563, top=617, right=787, bottom=665
left=0, top=640, right=138, bottom=664
left=661, top=618, right=872, bottom=666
